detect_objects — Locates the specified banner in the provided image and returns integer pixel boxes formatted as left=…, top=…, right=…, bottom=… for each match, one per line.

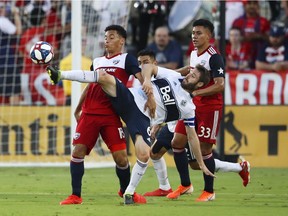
left=225, top=70, right=288, bottom=105
left=224, top=106, right=288, bottom=167
left=0, top=106, right=114, bottom=166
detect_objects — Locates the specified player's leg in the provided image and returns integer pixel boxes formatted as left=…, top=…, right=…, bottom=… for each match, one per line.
left=100, top=121, right=130, bottom=197
left=167, top=120, right=193, bottom=199
left=60, top=114, right=100, bottom=205
left=144, top=125, right=173, bottom=196
left=195, top=109, right=221, bottom=202
left=124, top=134, right=150, bottom=204
left=46, top=66, right=118, bottom=97
left=187, top=147, right=250, bottom=187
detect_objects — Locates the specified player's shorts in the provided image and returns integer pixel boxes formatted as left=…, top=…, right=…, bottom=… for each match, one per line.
left=73, top=112, right=126, bottom=154
left=155, top=124, right=194, bottom=161
left=155, top=124, right=173, bottom=150
left=109, top=78, right=151, bottom=146
left=175, top=109, right=222, bottom=144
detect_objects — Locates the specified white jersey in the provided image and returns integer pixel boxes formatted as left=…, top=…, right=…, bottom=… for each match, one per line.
left=129, top=67, right=195, bottom=126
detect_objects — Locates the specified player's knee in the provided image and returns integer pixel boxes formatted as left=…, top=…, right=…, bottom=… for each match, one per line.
left=150, top=151, right=162, bottom=160
left=112, top=150, right=129, bottom=167
left=189, top=161, right=200, bottom=170
left=72, top=144, right=87, bottom=158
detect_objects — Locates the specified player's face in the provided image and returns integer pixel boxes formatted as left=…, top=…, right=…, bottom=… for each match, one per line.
left=191, top=26, right=211, bottom=49
left=104, top=30, right=124, bottom=55
left=138, top=55, right=157, bottom=67
left=181, top=68, right=202, bottom=91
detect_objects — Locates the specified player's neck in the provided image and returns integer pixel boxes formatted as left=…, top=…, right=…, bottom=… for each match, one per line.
left=197, top=44, right=210, bottom=54
left=106, top=50, right=122, bottom=58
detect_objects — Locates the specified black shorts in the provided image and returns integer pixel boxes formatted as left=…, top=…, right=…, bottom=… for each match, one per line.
left=109, top=78, right=151, bottom=146
left=156, top=124, right=196, bottom=161
left=156, top=124, right=173, bottom=150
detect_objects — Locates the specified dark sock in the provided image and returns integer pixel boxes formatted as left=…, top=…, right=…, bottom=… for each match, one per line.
left=173, top=148, right=191, bottom=186
left=70, top=161, right=84, bottom=197
left=203, top=154, right=215, bottom=193
left=116, top=164, right=131, bottom=194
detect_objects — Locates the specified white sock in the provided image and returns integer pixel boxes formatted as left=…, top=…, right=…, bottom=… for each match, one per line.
left=124, top=159, right=148, bottom=195
left=61, top=70, right=99, bottom=83
left=214, top=159, right=242, bottom=172
left=152, top=158, right=171, bottom=191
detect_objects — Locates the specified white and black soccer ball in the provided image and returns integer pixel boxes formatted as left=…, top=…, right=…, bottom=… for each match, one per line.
left=30, top=41, right=54, bottom=64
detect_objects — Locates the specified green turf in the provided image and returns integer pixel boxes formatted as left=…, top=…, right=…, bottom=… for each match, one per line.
left=0, top=166, right=287, bottom=216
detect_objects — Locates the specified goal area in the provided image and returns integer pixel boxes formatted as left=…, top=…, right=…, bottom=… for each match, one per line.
left=0, top=0, right=131, bottom=167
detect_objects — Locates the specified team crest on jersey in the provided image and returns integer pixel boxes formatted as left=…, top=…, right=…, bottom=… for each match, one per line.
left=200, top=60, right=206, bottom=65
left=73, top=132, right=81, bottom=140
left=113, top=59, right=120, bottom=65
left=181, top=100, right=187, bottom=106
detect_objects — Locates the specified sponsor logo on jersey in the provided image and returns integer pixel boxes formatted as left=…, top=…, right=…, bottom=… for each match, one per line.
left=104, top=68, right=117, bottom=73
left=153, top=79, right=180, bottom=122
left=160, top=85, right=176, bottom=106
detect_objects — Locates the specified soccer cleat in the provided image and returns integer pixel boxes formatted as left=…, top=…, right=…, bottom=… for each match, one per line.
left=118, top=190, right=123, bottom=198
left=46, top=65, right=61, bottom=85
left=195, top=191, right=215, bottom=202
left=60, top=195, right=83, bottom=205
left=239, top=160, right=251, bottom=187
left=124, top=192, right=147, bottom=205
left=166, top=184, right=193, bottom=199
left=144, top=188, right=173, bottom=196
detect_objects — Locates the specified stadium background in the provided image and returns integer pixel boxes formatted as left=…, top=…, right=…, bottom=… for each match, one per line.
left=0, top=0, right=287, bottom=168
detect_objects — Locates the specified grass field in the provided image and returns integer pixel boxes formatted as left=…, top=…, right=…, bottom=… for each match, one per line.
left=0, top=166, right=287, bottom=216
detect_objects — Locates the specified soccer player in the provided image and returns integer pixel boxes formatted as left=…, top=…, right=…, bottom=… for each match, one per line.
left=139, top=51, right=250, bottom=197
left=165, top=19, right=250, bottom=202
left=46, top=58, right=215, bottom=205
left=58, top=25, right=144, bottom=205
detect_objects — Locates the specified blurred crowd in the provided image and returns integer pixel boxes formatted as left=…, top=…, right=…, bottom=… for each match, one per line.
left=1, top=0, right=288, bottom=106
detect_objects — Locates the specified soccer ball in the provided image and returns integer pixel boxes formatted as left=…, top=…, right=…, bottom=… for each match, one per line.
left=30, top=41, right=54, bottom=64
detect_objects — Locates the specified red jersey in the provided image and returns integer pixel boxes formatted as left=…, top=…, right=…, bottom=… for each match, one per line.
left=190, top=46, right=225, bottom=111
left=82, top=53, right=140, bottom=115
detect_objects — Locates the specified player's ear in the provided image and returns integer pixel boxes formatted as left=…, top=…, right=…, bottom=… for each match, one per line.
left=196, top=81, right=204, bottom=88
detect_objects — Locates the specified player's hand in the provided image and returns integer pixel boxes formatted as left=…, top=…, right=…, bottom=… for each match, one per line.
left=199, top=163, right=216, bottom=178
left=144, top=94, right=156, bottom=118
left=150, top=124, right=161, bottom=140
left=142, top=79, right=153, bottom=95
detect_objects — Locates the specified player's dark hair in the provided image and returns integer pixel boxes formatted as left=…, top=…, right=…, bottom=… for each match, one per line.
left=137, top=49, right=156, bottom=60
left=193, top=19, right=214, bottom=36
left=195, top=64, right=210, bottom=86
left=105, top=25, right=127, bottom=39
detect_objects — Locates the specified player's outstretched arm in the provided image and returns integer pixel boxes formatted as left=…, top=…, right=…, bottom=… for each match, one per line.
left=186, top=126, right=216, bottom=178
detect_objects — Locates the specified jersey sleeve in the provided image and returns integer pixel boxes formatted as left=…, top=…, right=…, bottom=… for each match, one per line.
left=125, top=53, right=141, bottom=76
left=155, top=66, right=182, bottom=79
left=209, top=54, right=225, bottom=78
left=183, top=116, right=195, bottom=128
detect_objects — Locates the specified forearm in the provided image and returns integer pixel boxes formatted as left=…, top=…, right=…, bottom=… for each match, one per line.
left=187, top=131, right=205, bottom=168
left=176, top=65, right=190, bottom=76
